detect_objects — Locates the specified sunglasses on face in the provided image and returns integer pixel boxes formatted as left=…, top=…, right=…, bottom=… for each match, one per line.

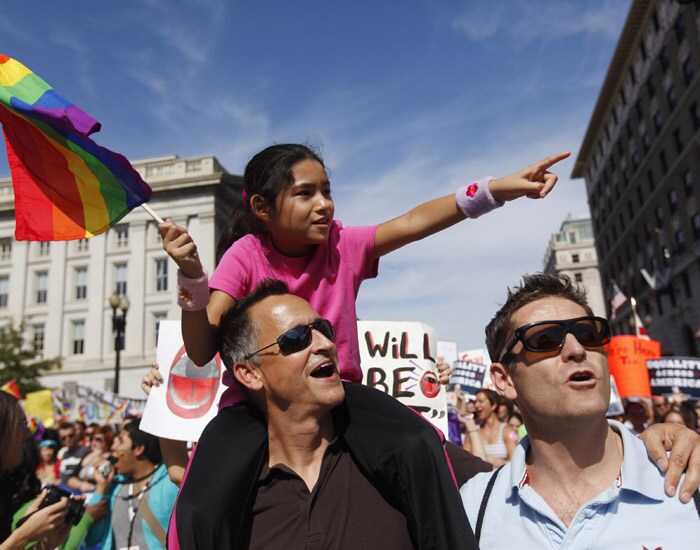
left=498, top=316, right=611, bottom=363
left=244, top=319, right=334, bottom=359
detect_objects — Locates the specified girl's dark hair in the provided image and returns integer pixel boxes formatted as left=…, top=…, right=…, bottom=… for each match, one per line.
left=476, top=388, right=500, bottom=407
left=0, top=392, right=24, bottom=472
left=216, top=144, right=325, bottom=263
left=0, top=433, right=41, bottom=542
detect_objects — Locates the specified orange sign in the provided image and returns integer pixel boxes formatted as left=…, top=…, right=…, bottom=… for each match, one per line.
left=606, top=336, right=660, bottom=398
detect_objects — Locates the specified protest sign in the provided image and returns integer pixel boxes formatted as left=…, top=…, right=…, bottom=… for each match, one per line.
left=437, top=340, right=458, bottom=367
left=24, top=389, right=55, bottom=427
left=358, top=320, right=447, bottom=434
left=74, top=385, right=146, bottom=423
left=646, top=357, right=700, bottom=399
left=607, top=376, right=624, bottom=416
left=457, top=348, right=494, bottom=390
left=449, top=360, right=488, bottom=395
left=141, top=321, right=226, bottom=441
left=606, top=336, right=660, bottom=398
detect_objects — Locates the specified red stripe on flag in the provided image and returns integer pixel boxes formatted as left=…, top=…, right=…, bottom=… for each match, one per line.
left=1, top=107, right=87, bottom=239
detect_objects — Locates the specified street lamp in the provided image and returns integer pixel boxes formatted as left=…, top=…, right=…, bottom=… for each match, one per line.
left=109, top=291, right=130, bottom=394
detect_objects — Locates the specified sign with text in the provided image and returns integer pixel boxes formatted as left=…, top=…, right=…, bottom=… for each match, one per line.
left=606, top=336, right=660, bottom=398
left=647, top=357, right=700, bottom=398
left=74, top=385, right=146, bottom=424
left=449, top=360, right=488, bottom=395
left=458, top=348, right=494, bottom=390
left=141, top=321, right=227, bottom=442
left=359, top=320, right=448, bottom=434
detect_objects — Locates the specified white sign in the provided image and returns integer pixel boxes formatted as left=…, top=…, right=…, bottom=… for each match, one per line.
left=437, top=340, right=458, bottom=366
left=358, top=320, right=448, bottom=434
left=458, top=348, right=494, bottom=389
left=141, top=321, right=226, bottom=441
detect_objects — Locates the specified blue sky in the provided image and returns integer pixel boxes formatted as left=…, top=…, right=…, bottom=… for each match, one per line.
left=1, top=0, right=630, bottom=351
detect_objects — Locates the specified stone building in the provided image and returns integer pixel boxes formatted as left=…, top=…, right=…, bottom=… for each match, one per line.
left=0, top=154, right=242, bottom=397
left=543, top=216, right=606, bottom=318
left=572, top=0, right=700, bottom=355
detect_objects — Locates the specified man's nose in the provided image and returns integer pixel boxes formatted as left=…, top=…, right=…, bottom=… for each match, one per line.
left=310, top=327, right=335, bottom=352
left=560, top=332, right=586, bottom=362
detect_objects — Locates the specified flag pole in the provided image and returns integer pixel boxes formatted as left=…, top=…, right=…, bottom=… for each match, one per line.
left=141, top=203, right=165, bottom=224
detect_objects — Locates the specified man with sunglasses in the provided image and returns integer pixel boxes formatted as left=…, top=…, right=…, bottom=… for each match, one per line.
left=461, top=273, right=700, bottom=548
left=170, top=279, right=489, bottom=550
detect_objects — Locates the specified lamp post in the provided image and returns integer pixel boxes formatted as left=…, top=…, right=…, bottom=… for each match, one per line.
left=109, top=291, right=130, bottom=395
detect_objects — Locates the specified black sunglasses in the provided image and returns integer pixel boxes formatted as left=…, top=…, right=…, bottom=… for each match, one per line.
left=244, top=319, right=334, bottom=359
left=498, top=316, right=611, bottom=363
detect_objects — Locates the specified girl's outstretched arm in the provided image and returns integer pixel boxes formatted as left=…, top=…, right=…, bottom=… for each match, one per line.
left=373, top=152, right=570, bottom=258
left=160, top=219, right=236, bottom=366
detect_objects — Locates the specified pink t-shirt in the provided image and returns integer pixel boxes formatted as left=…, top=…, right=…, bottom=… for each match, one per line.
left=209, top=221, right=379, bottom=407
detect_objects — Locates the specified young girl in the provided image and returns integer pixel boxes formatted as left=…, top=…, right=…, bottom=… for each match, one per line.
left=160, top=144, right=568, bottom=548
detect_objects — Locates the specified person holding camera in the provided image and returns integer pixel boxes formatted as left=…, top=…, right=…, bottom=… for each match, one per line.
left=83, top=418, right=178, bottom=550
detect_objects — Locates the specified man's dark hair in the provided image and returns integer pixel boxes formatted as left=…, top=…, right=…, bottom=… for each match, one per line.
left=58, top=421, right=74, bottom=432
left=218, top=278, right=291, bottom=372
left=485, top=273, right=593, bottom=366
left=124, top=419, right=162, bottom=465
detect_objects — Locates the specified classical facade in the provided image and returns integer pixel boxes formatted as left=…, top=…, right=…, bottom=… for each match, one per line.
left=543, top=216, right=606, bottom=318
left=572, top=0, right=700, bottom=356
left=0, top=154, right=242, bottom=397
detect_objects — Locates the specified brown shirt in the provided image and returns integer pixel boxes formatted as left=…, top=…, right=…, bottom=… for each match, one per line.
left=249, top=439, right=490, bottom=549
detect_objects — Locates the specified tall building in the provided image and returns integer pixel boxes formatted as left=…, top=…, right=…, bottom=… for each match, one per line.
left=0, top=154, right=242, bottom=397
left=572, top=0, right=700, bottom=356
left=543, top=216, right=606, bottom=317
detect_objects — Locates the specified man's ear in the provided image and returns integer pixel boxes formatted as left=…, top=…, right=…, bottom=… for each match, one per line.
left=133, top=444, right=146, bottom=460
left=233, top=361, right=263, bottom=391
left=490, top=363, right=517, bottom=401
left=250, top=195, right=271, bottom=224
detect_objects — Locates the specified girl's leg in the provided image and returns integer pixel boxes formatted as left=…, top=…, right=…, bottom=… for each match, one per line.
left=172, top=403, right=268, bottom=549
left=341, top=382, right=479, bottom=550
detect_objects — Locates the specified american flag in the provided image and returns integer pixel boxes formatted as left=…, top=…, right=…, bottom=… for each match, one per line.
left=610, top=283, right=628, bottom=320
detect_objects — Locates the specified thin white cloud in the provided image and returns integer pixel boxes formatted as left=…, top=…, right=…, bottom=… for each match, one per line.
left=452, top=0, right=631, bottom=47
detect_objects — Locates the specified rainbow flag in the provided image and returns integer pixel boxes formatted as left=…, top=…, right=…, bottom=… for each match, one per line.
left=1, top=379, right=22, bottom=399
left=0, top=54, right=152, bottom=241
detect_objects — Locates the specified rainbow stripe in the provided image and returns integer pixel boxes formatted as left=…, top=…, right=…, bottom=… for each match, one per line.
left=0, top=54, right=152, bottom=241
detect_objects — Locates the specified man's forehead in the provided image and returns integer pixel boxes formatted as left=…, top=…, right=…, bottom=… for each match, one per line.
left=252, top=294, right=318, bottom=328
left=512, top=297, right=588, bottom=326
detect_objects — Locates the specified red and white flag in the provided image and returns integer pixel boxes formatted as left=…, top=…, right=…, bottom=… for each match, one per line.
left=633, top=309, right=650, bottom=340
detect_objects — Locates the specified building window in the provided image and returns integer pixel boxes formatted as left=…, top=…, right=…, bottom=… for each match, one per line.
left=574, top=273, right=583, bottom=283
left=156, top=259, right=168, bottom=292
left=660, top=46, right=670, bottom=73
left=38, top=242, right=50, bottom=257
left=646, top=76, right=656, bottom=98
left=693, top=213, right=700, bottom=240
left=653, top=111, right=663, bottom=132
left=659, top=150, right=668, bottom=174
left=572, top=254, right=580, bottom=263
left=76, top=239, right=89, bottom=252
left=75, top=267, right=87, bottom=300
left=644, top=221, right=653, bottom=239
left=646, top=170, right=655, bottom=192
left=154, top=312, right=167, bottom=345
left=675, top=229, right=686, bottom=252
left=673, top=129, right=683, bottom=154
left=683, top=57, right=695, bottom=86
left=675, top=14, right=686, bottom=44
left=72, top=320, right=85, bottom=355
left=568, top=232, right=577, bottom=245
left=641, top=132, right=651, bottom=154
left=691, top=102, right=700, bottom=131
left=115, top=263, right=128, bottom=296
left=655, top=206, right=664, bottom=229
left=32, top=324, right=45, bottom=358
left=35, top=271, right=48, bottom=304
left=115, top=225, right=129, bottom=248
left=667, top=87, right=678, bottom=112
left=684, top=169, right=694, bottom=197
left=0, top=239, right=11, bottom=261
left=668, top=190, right=678, bottom=213
left=0, top=275, right=8, bottom=308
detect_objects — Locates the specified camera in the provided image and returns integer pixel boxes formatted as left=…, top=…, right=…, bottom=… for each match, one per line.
left=38, top=486, right=85, bottom=526
left=97, top=456, right=118, bottom=477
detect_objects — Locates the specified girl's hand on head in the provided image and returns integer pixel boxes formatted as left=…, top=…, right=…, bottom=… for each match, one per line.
left=141, top=363, right=164, bottom=395
left=488, top=152, right=571, bottom=203
left=159, top=218, right=204, bottom=278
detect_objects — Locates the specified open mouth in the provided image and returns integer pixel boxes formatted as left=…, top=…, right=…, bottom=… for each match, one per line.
left=569, top=371, right=594, bottom=382
left=312, top=217, right=330, bottom=226
left=310, top=363, right=337, bottom=378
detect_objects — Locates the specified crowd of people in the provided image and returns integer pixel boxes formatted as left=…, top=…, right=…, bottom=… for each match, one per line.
left=2, top=143, right=700, bottom=549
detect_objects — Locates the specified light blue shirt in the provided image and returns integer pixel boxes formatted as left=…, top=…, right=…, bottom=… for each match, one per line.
left=460, top=420, right=700, bottom=549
